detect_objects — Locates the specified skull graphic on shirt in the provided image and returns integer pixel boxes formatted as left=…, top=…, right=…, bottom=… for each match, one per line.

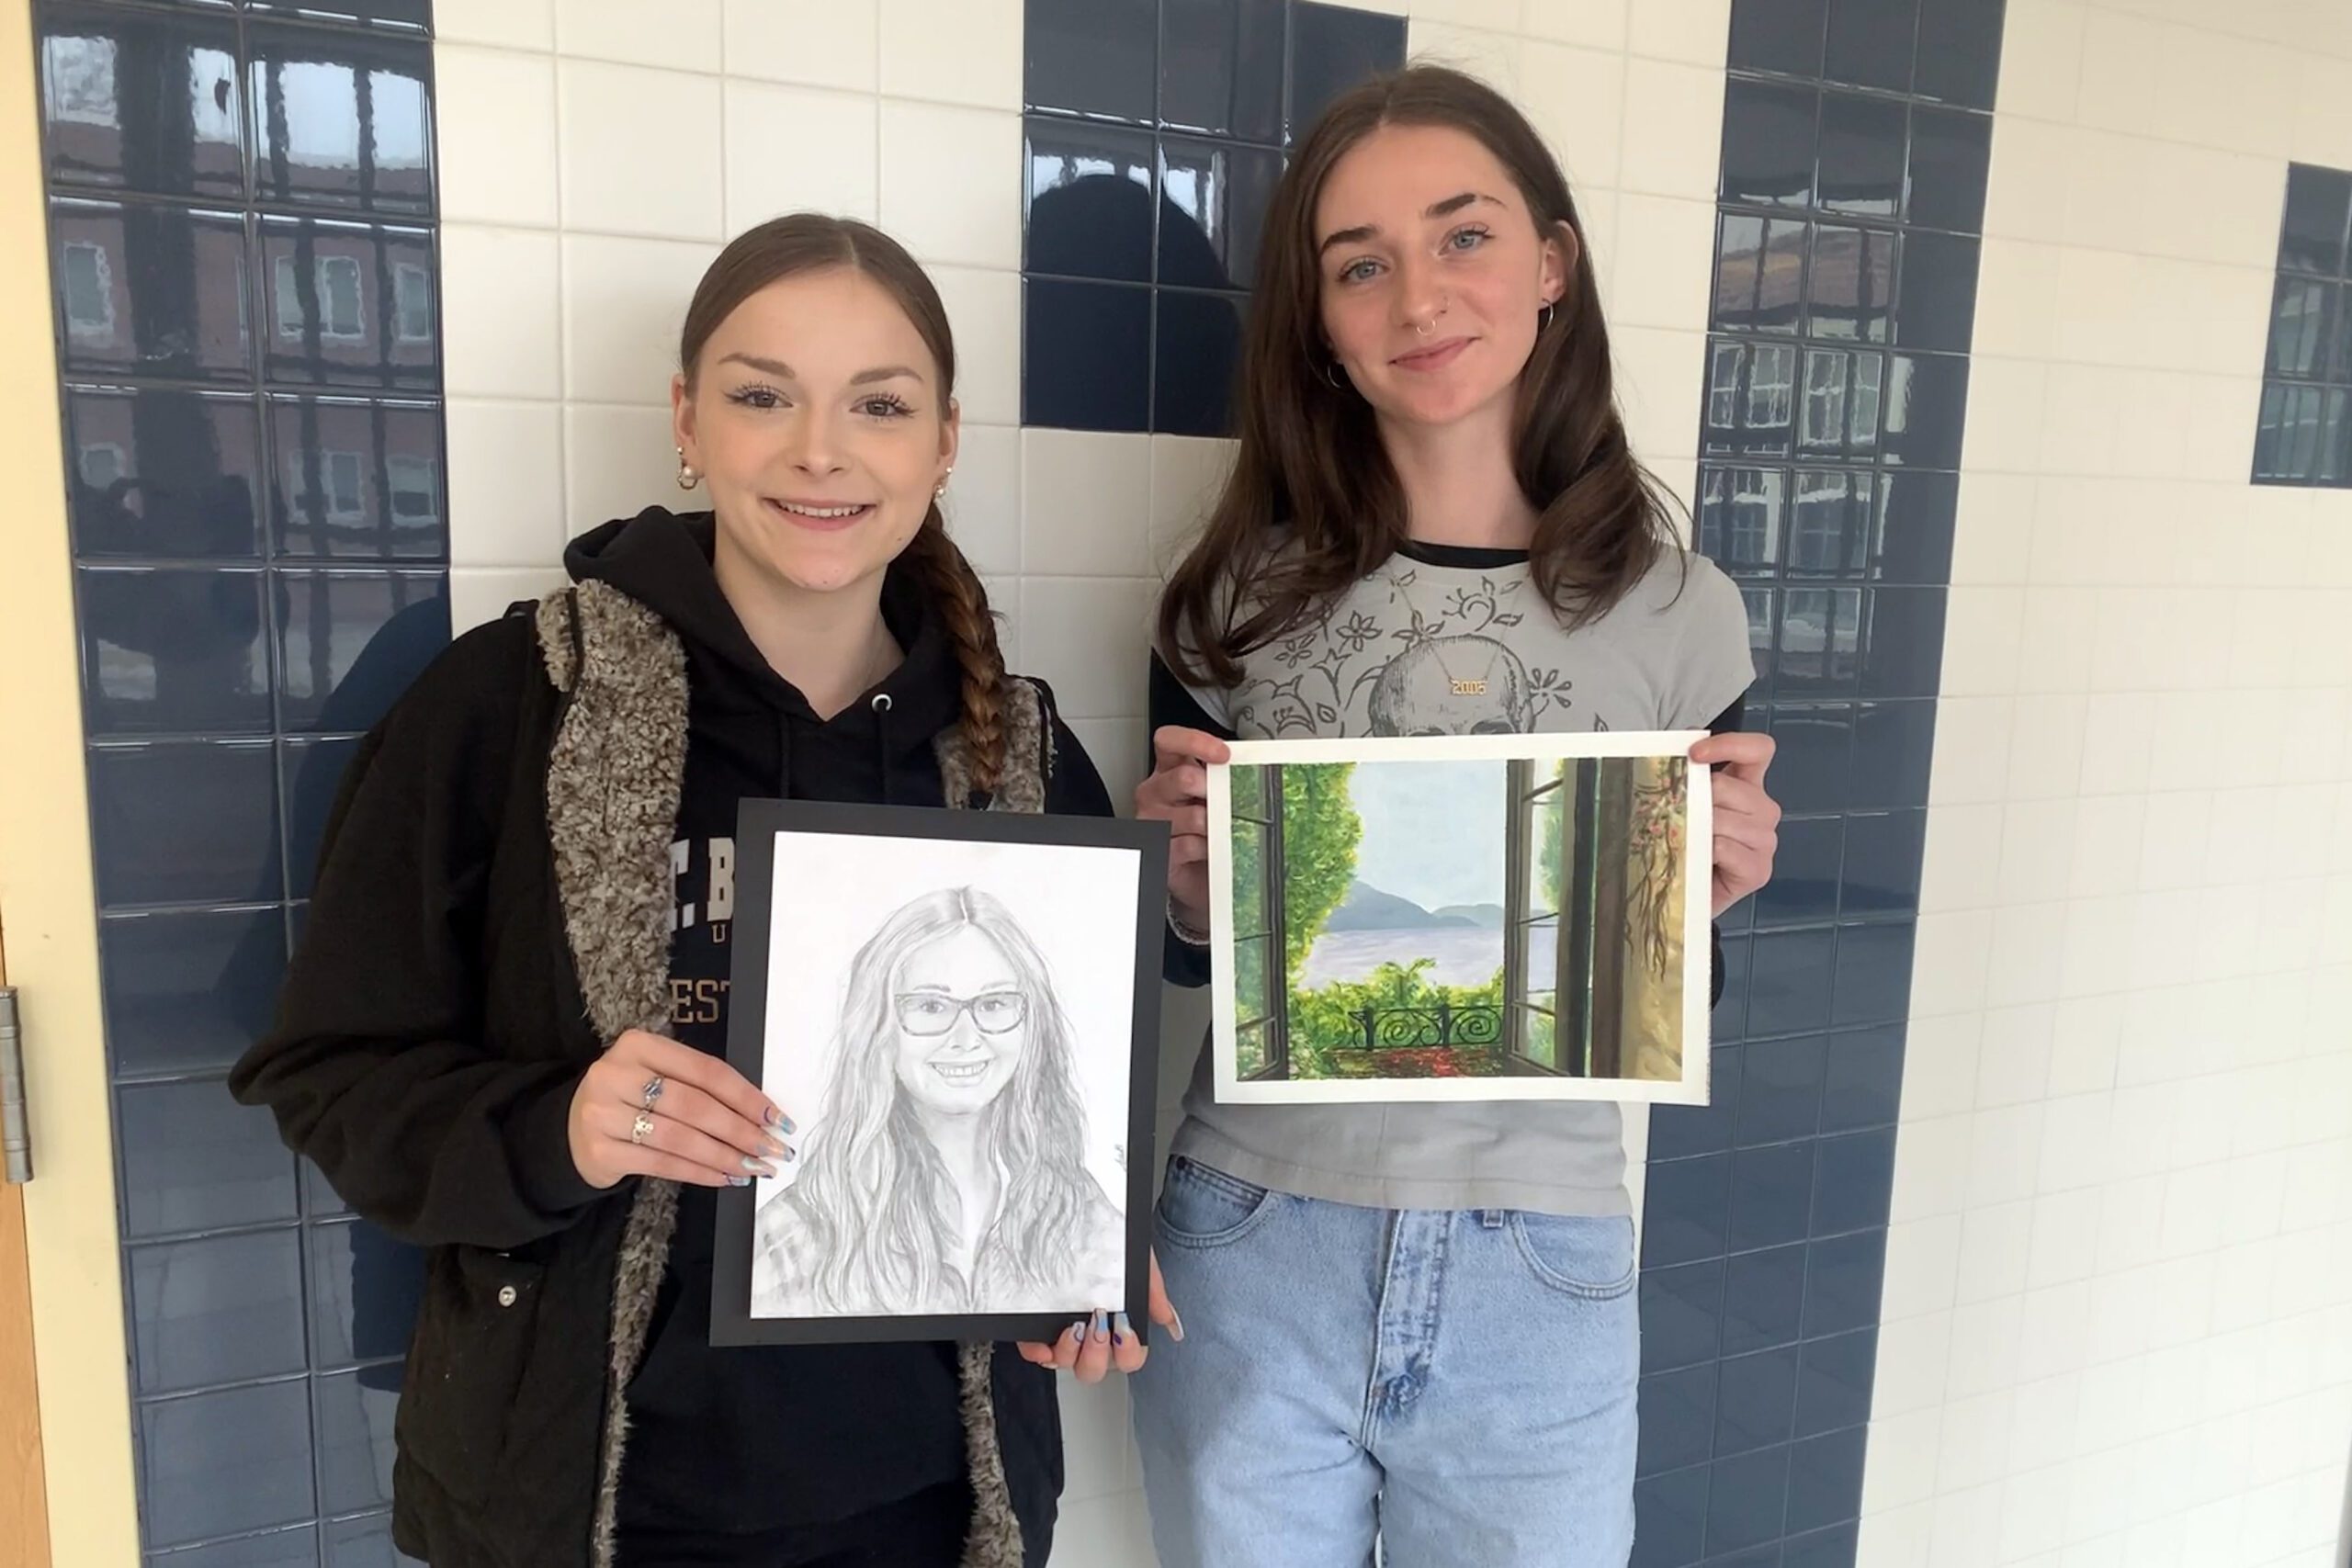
left=1365, top=635, right=1535, bottom=736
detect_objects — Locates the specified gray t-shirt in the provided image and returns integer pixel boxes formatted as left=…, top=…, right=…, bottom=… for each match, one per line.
left=1164, top=541, right=1754, bottom=1216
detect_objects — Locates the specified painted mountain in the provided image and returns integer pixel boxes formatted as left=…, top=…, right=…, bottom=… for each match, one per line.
left=1324, top=881, right=1498, bottom=931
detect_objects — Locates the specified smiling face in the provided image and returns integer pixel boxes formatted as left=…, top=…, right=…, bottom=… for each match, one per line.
left=889, top=926, right=1029, bottom=1117
left=1314, top=122, right=1571, bottom=433
left=673, top=266, right=958, bottom=599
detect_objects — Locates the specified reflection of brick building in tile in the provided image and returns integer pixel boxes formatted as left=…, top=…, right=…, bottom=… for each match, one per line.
left=54, top=202, right=252, bottom=380
left=269, top=396, right=442, bottom=558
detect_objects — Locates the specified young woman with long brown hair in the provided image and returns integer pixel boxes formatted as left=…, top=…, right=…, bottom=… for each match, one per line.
left=1129, top=68, right=1784, bottom=1566
left=232, top=214, right=1161, bottom=1568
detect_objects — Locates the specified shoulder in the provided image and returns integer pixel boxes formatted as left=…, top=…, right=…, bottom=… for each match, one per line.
left=361, top=608, right=545, bottom=769
left=1616, top=547, right=1742, bottom=624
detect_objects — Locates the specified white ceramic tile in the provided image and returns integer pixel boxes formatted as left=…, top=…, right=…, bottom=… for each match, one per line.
left=1624, top=0, right=1733, bottom=65
left=1874, top=1310, right=1954, bottom=1416
left=1054, top=1378, right=1132, bottom=1503
left=447, top=400, right=565, bottom=567
left=1936, top=1389, right=2016, bottom=1492
left=1147, top=435, right=1234, bottom=579
left=2018, top=1280, right=2093, bottom=1380
left=1958, top=356, right=2050, bottom=475
left=435, top=0, right=555, bottom=50
left=1996, top=0, right=2086, bottom=121
left=1520, top=0, right=1627, bottom=51
left=563, top=403, right=678, bottom=529
left=560, top=232, right=718, bottom=404
left=1860, top=1406, right=1944, bottom=1514
left=1022, top=579, right=1152, bottom=722
left=435, top=47, right=560, bottom=229
left=1890, top=1113, right=1972, bottom=1226
left=1965, top=1101, right=2048, bottom=1207
left=1067, top=718, right=1148, bottom=813
left=442, top=225, right=563, bottom=400
left=1982, top=119, right=2076, bottom=245
left=1919, top=802, right=2002, bottom=914
left=1909, top=908, right=1995, bottom=1017
left=2075, top=693, right=2156, bottom=795
left=1950, top=472, right=2036, bottom=586
left=1927, top=697, right=2016, bottom=807
left=878, top=101, right=1020, bottom=271
left=941, top=423, right=1017, bottom=578
left=724, top=0, right=876, bottom=90
left=2060, top=884, right=2139, bottom=990
left=1856, top=1501, right=1935, bottom=1568
left=1615, top=60, right=1725, bottom=199
left=1901, top=1013, right=1984, bottom=1122
left=723, top=81, right=879, bottom=231
left=1044, top=1491, right=1155, bottom=1568
left=878, top=0, right=1021, bottom=109
left=1975, top=1004, right=2055, bottom=1109
left=559, top=62, right=723, bottom=241
left=2291, top=49, right=2352, bottom=165
left=2046, top=997, right=2123, bottom=1097
left=1517, top=40, right=1626, bottom=194
left=450, top=565, right=569, bottom=636
left=2034, top=1092, right=2113, bottom=1195
left=1609, top=326, right=1704, bottom=462
left=928, top=265, right=1020, bottom=429
left=555, top=0, right=721, bottom=72
left=1997, top=1464, right=2073, bottom=1563
left=1406, top=18, right=1521, bottom=96
left=2011, top=593, right=2096, bottom=704
left=1602, top=195, right=1713, bottom=333
left=1022, top=429, right=1151, bottom=578
left=1939, top=588, right=2026, bottom=697
left=1954, top=1204, right=2035, bottom=1308
left=2026, top=1189, right=2103, bottom=1290
left=1997, top=799, right=2079, bottom=906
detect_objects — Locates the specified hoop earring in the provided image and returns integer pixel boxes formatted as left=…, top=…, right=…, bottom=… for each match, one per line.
left=1323, top=360, right=1348, bottom=391
left=674, top=445, right=700, bottom=491
left=1537, top=301, right=1555, bottom=333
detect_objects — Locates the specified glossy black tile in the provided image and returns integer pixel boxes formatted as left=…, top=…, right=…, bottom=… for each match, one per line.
left=138, top=1377, right=315, bottom=1548
left=1159, top=0, right=1284, bottom=141
left=1707, top=341, right=1801, bottom=457
left=1651, top=1046, right=1742, bottom=1160
left=1721, top=1242, right=1808, bottom=1356
left=65, top=388, right=264, bottom=559
left=272, top=569, right=448, bottom=732
left=1811, top=1128, right=1895, bottom=1233
left=248, top=0, right=433, bottom=29
left=39, top=4, right=243, bottom=199
left=2254, top=380, right=2325, bottom=482
left=1639, top=1364, right=1720, bottom=1475
left=103, top=906, right=286, bottom=1077
left=1823, top=0, right=1917, bottom=93
left=1912, top=0, right=2004, bottom=108
left=1631, top=1464, right=1710, bottom=1568
left=307, top=1218, right=424, bottom=1367
left=1642, top=1258, right=1727, bottom=1372
left=1781, top=1521, right=1860, bottom=1568
left=1024, top=118, right=1157, bottom=282
left=1894, top=228, right=1978, bottom=354
left=1871, top=469, right=1957, bottom=582
left=1860, top=584, right=1945, bottom=695
left=1644, top=1153, right=1733, bottom=1268
left=1024, top=0, right=1157, bottom=122
left=1784, top=1427, right=1867, bottom=1533
left=268, top=395, right=447, bottom=558
left=147, top=1525, right=321, bottom=1568
left=1804, top=225, right=1892, bottom=343
left=1720, top=81, right=1817, bottom=209
left=1737, top=1034, right=1826, bottom=1143
left=1882, top=351, right=1968, bottom=468
left=1906, top=107, right=1992, bottom=233
left=1848, top=699, right=1932, bottom=809
left=1831, top=919, right=1914, bottom=1025
left=87, top=738, right=279, bottom=906
left=303, top=1154, right=350, bottom=1219
left=257, top=217, right=438, bottom=389
left=1797, top=348, right=1885, bottom=457
left=2278, top=164, right=2352, bottom=277
left=1023, top=278, right=1151, bottom=431
left=1754, top=817, right=1840, bottom=930
left=1289, top=2, right=1407, bottom=141
left=1793, top=1328, right=1875, bottom=1438
left=1815, top=93, right=1904, bottom=219
left=2324, top=389, right=2352, bottom=485
left=1714, top=1346, right=1801, bottom=1455
left=1706, top=1443, right=1792, bottom=1553
left=1155, top=288, right=1247, bottom=435
left=1729, top=1141, right=1816, bottom=1250
left=1714, top=931, right=1755, bottom=1035
left=79, top=567, right=269, bottom=734
left=1801, top=1228, right=1885, bottom=1337
left=1787, top=469, right=1871, bottom=575
left=1819, top=1025, right=1901, bottom=1131
left=323, top=1511, right=425, bottom=1568
left=1764, top=704, right=1854, bottom=815
left=118, top=1077, right=299, bottom=1237
left=1700, top=467, right=1786, bottom=576
left=247, top=22, right=431, bottom=215
left=282, top=734, right=361, bottom=898
left=1727, top=0, right=1827, bottom=78
left=1737, top=587, right=1776, bottom=697
left=1716, top=216, right=1807, bottom=338
left=2267, top=275, right=2340, bottom=380
left=1745, top=927, right=1838, bottom=1037
left=1159, top=137, right=1282, bottom=290
left=1839, top=809, right=1924, bottom=918
left=315, top=1368, right=401, bottom=1515
left=52, top=198, right=252, bottom=382
left=1775, top=585, right=1862, bottom=693
left=130, top=1227, right=305, bottom=1394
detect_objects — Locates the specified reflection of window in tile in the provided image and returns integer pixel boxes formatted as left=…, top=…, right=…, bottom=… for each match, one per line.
left=1749, top=344, right=1795, bottom=430
left=44, top=35, right=117, bottom=127
left=1851, top=353, right=1884, bottom=446
left=292, top=449, right=366, bottom=520
left=277, top=254, right=365, bottom=340
left=1790, top=471, right=1868, bottom=573
left=1709, top=342, right=1743, bottom=430
left=386, top=455, right=437, bottom=523
left=393, top=263, right=431, bottom=342
left=1714, top=215, right=1804, bottom=334
left=1801, top=350, right=1848, bottom=450
left=62, top=239, right=113, bottom=335
left=1731, top=469, right=1782, bottom=566
left=80, top=442, right=126, bottom=488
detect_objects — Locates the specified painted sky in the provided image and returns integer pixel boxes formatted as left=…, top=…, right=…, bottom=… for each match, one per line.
left=1347, top=759, right=1509, bottom=912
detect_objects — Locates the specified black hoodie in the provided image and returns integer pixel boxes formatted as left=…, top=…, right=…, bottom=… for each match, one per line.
left=568, top=512, right=1115, bottom=1544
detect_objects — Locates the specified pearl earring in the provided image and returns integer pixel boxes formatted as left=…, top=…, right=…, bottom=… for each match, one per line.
left=674, top=445, right=700, bottom=491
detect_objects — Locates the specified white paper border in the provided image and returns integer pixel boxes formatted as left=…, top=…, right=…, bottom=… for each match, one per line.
left=1209, top=731, right=1713, bottom=1106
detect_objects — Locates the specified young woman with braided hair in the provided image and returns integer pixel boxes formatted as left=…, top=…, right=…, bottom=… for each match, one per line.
left=232, top=214, right=1167, bottom=1568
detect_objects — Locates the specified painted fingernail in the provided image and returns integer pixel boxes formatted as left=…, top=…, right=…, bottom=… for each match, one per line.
left=781, top=1145, right=797, bottom=1163
left=1114, top=1311, right=1134, bottom=1344
left=765, top=1106, right=796, bottom=1134
left=727, top=1175, right=752, bottom=1188
left=741, top=1156, right=776, bottom=1177
left=1070, top=1318, right=1088, bottom=1346
left=762, top=1134, right=788, bottom=1156
left=1166, top=1309, right=1185, bottom=1344
left=1092, top=1309, right=1109, bottom=1342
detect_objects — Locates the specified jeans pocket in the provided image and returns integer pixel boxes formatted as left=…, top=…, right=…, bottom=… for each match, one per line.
left=1510, top=1213, right=1637, bottom=1299
left=1153, top=1157, right=1276, bottom=1247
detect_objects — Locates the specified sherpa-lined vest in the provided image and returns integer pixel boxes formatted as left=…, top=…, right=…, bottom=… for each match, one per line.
left=535, top=580, right=1051, bottom=1568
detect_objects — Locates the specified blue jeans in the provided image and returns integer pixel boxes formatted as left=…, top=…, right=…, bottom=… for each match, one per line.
left=1131, top=1156, right=1640, bottom=1568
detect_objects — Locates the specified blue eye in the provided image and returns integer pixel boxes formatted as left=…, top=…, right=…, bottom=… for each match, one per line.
left=727, top=385, right=785, bottom=410
left=858, top=394, right=913, bottom=418
left=1338, top=258, right=1380, bottom=284
left=1446, top=226, right=1491, bottom=253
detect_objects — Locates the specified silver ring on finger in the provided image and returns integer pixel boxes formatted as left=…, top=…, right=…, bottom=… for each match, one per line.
left=639, top=1074, right=665, bottom=1110
left=629, top=1110, right=656, bottom=1145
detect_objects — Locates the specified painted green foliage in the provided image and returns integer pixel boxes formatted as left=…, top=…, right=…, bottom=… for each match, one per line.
left=1276, top=761, right=1361, bottom=981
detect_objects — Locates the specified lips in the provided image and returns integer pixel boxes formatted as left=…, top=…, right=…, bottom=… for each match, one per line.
left=929, top=1058, right=990, bottom=1086
left=765, top=497, right=876, bottom=532
left=1392, top=336, right=1471, bottom=372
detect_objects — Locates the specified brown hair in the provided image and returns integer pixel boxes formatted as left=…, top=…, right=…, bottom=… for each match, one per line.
left=1157, top=65, right=1680, bottom=689
left=680, top=214, right=1007, bottom=793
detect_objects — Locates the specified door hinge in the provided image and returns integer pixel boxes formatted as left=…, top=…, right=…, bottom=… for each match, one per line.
left=1, top=988, right=28, bottom=1183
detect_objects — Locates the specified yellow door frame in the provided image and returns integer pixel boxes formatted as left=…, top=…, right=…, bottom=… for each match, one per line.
left=0, top=0, right=143, bottom=1558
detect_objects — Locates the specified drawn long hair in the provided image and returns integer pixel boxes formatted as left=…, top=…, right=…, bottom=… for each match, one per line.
left=777, top=887, right=1095, bottom=1313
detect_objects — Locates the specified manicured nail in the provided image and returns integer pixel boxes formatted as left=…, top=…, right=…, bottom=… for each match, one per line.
left=727, top=1175, right=752, bottom=1187
left=741, top=1156, right=776, bottom=1177
left=781, top=1145, right=797, bottom=1163
left=765, top=1106, right=796, bottom=1134
left=1165, top=1309, right=1185, bottom=1344
left=1092, top=1309, right=1108, bottom=1342
left=762, top=1134, right=788, bottom=1156
left=1114, top=1311, right=1134, bottom=1344
left=1070, top=1317, right=1088, bottom=1346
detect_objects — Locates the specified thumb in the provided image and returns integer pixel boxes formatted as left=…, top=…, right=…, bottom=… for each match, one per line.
left=1147, top=1250, right=1183, bottom=1341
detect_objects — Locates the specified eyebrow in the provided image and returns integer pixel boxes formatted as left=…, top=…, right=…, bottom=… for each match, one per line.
left=1317, top=190, right=1503, bottom=255
left=717, top=352, right=923, bottom=386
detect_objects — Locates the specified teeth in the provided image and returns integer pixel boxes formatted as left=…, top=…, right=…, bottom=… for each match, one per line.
left=931, top=1060, right=988, bottom=1083
left=777, top=502, right=867, bottom=519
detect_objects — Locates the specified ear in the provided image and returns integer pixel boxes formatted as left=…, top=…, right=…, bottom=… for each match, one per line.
left=1540, top=219, right=1580, bottom=309
left=670, top=371, right=696, bottom=463
left=939, top=395, right=961, bottom=480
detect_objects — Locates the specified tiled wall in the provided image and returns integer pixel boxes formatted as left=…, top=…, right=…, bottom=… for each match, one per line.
left=2254, top=163, right=2352, bottom=487
left=1859, top=2, right=2352, bottom=1565
left=34, top=0, right=447, bottom=1559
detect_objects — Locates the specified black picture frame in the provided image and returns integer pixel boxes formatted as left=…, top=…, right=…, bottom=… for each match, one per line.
left=711, top=797, right=1170, bottom=1348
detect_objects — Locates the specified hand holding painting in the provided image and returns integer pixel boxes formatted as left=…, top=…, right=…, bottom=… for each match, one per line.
left=567, top=1026, right=796, bottom=1190
left=1012, top=1252, right=1183, bottom=1381
left=1689, top=731, right=1781, bottom=918
left=1137, top=724, right=1236, bottom=929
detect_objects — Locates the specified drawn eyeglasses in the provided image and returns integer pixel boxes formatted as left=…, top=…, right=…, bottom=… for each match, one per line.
left=892, top=990, right=1028, bottom=1036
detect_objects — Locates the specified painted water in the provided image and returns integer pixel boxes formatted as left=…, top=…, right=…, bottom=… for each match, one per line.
left=1298, top=927, right=1508, bottom=988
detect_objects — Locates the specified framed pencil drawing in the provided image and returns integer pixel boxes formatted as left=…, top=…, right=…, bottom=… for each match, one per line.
left=1207, top=732, right=1713, bottom=1106
left=711, top=799, right=1169, bottom=1347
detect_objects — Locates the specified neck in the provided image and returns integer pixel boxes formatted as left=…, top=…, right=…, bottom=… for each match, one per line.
left=918, top=1104, right=991, bottom=1201
left=1379, top=392, right=1538, bottom=552
left=712, top=546, right=900, bottom=719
